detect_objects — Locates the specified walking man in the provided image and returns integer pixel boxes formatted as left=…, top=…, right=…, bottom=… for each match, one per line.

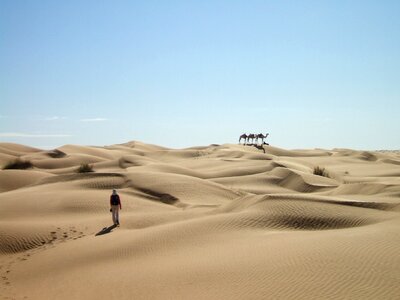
left=110, top=189, right=122, bottom=226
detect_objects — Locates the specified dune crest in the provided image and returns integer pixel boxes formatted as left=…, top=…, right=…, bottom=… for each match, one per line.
left=1, top=141, right=400, bottom=299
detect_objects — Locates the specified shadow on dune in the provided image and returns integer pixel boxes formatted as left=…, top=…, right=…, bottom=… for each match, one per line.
left=253, top=144, right=267, bottom=153
left=241, top=144, right=268, bottom=153
left=95, top=224, right=117, bottom=236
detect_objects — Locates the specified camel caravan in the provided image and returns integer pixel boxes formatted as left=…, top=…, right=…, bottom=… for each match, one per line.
left=239, top=133, right=269, bottom=146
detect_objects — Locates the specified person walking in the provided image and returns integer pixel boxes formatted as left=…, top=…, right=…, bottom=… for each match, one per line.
left=110, top=189, right=122, bottom=226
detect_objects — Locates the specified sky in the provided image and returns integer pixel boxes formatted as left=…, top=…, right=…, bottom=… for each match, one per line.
left=1, top=0, right=399, bottom=150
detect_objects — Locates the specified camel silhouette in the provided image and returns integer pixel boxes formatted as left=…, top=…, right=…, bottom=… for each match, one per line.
left=246, top=133, right=256, bottom=145
left=239, top=133, right=269, bottom=146
left=239, top=133, right=248, bottom=145
left=255, top=133, right=269, bottom=145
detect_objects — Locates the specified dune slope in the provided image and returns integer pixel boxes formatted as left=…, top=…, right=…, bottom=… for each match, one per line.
left=1, top=142, right=399, bottom=300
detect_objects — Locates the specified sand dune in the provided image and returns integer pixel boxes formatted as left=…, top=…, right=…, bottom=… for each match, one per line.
left=0, top=142, right=399, bottom=299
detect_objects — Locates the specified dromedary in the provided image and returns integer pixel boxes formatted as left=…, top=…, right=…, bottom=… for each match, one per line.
left=255, top=133, right=269, bottom=145
left=246, top=133, right=256, bottom=145
left=239, top=134, right=248, bottom=145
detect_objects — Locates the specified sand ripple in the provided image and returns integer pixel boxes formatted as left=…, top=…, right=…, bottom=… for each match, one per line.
left=1, top=142, right=400, bottom=299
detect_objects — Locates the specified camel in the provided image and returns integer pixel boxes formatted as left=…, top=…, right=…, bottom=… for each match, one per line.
left=239, top=134, right=248, bottom=145
left=255, top=133, right=269, bottom=145
left=246, top=133, right=256, bottom=145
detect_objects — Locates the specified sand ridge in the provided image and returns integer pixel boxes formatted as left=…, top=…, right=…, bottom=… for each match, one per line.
left=1, top=141, right=400, bottom=299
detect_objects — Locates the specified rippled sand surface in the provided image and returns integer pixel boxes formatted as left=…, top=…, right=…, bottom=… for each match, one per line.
left=1, top=141, right=400, bottom=299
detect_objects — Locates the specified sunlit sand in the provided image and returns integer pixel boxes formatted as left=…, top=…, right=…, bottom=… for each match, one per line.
left=1, top=141, right=400, bottom=299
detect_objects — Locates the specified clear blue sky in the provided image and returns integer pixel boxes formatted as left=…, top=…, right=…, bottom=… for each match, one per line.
left=1, top=0, right=399, bottom=149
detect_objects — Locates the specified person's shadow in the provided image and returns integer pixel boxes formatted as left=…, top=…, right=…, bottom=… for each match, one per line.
left=95, top=224, right=117, bottom=236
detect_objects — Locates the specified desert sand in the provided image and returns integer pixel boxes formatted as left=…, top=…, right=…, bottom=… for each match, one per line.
left=1, top=141, right=400, bottom=300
